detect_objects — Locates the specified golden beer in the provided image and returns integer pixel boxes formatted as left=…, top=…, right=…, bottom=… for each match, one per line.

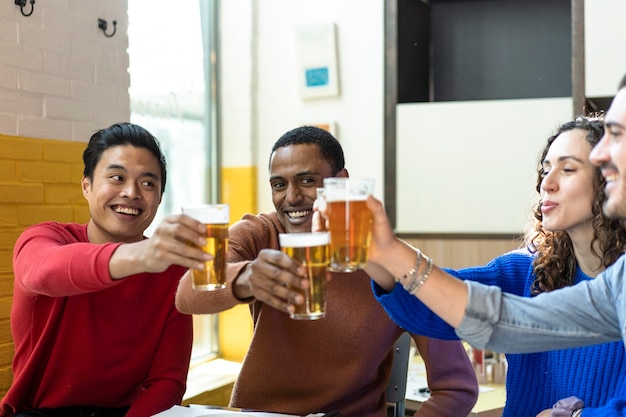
left=182, top=204, right=229, bottom=291
left=323, top=178, right=374, bottom=272
left=279, top=232, right=330, bottom=320
left=191, top=223, right=228, bottom=290
left=326, top=199, right=372, bottom=272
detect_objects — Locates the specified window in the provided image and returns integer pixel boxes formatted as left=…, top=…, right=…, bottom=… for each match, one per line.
left=128, top=0, right=219, bottom=363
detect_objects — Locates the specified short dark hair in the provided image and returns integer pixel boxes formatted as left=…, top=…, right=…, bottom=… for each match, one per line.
left=270, top=126, right=345, bottom=175
left=82, top=123, right=167, bottom=195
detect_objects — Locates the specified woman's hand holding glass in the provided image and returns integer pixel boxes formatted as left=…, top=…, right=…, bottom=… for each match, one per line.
left=313, top=193, right=469, bottom=328
left=313, top=194, right=412, bottom=290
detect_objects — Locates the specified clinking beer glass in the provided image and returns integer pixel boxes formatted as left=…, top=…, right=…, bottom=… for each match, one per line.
left=181, top=204, right=229, bottom=291
left=278, top=232, right=330, bottom=320
left=322, top=178, right=374, bottom=272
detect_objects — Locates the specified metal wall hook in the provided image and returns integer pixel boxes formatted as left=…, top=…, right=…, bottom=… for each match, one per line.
left=14, top=0, right=35, bottom=17
left=97, top=18, right=117, bottom=38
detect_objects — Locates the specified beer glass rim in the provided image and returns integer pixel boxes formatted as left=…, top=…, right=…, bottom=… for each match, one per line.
left=322, top=178, right=374, bottom=202
left=182, top=204, right=229, bottom=224
left=182, top=203, right=229, bottom=210
left=323, top=177, right=374, bottom=185
left=278, top=232, right=330, bottom=248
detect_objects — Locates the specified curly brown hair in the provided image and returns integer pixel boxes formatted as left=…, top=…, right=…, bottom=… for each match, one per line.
left=525, top=116, right=626, bottom=294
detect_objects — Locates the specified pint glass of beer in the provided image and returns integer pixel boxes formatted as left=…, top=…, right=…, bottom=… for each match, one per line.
left=182, top=204, right=229, bottom=291
left=322, top=178, right=374, bottom=272
left=278, top=232, right=330, bottom=320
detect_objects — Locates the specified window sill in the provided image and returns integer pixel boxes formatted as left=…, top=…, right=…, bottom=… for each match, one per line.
left=184, top=358, right=242, bottom=403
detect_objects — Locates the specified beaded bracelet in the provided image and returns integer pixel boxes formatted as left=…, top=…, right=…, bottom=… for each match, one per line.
left=571, top=409, right=583, bottom=417
left=395, top=248, right=422, bottom=284
left=404, top=254, right=428, bottom=293
left=408, top=256, right=434, bottom=295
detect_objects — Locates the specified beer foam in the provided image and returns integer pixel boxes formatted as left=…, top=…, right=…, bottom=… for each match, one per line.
left=279, top=232, right=330, bottom=248
left=322, top=178, right=374, bottom=202
left=323, top=190, right=369, bottom=202
left=182, top=204, right=229, bottom=224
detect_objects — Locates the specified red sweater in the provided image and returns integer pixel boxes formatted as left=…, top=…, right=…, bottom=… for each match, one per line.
left=196, top=213, right=478, bottom=417
left=1, top=222, right=193, bottom=417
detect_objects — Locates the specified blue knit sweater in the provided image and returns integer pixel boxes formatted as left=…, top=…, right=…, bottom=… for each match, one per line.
left=373, top=248, right=626, bottom=417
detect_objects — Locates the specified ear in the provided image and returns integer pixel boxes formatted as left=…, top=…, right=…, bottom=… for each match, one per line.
left=81, top=176, right=91, bottom=198
left=335, top=168, right=349, bottom=178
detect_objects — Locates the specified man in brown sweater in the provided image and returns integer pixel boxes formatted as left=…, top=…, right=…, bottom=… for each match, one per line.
left=176, top=126, right=478, bottom=417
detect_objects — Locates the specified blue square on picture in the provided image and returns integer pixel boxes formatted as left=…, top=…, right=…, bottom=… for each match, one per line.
left=305, top=67, right=329, bottom=87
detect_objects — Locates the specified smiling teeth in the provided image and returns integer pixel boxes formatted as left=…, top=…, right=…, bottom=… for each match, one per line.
left=287, top=210, right=310, bottom=218
left=606, top=174, right=619, bottom=183
left=115, top=206, right=140, bottom=215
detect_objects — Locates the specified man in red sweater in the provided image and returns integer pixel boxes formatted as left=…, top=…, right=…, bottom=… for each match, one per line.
left=1, top=123, right=208, bottom=417
left=176, top=126, right=478, bottom=417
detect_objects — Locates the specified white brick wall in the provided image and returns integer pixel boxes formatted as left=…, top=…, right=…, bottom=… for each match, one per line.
left=0, top=0, right=129, bottom=142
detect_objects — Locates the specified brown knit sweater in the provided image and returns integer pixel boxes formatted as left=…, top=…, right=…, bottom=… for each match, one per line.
left=183, top=212, right=478, bottom=417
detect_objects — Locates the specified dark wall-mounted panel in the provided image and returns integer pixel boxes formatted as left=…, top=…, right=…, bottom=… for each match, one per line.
left=397, top=0, right=430, bottom=103
left=397, top=0, right=572, bottom=103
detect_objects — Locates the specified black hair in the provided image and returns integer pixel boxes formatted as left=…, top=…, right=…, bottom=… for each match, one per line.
left=82, top=122, right=167, bottom=195
left=270, top=126, right=345, bottom=175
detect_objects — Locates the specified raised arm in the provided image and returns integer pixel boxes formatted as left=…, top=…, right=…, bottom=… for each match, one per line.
left=175, top=263, right=247, bottom=314
left=459, top=277, right=623, bottom=352
left=109, top=213, right=210, bottom=279
left=176, top=213, right=307, bottom=315
left=362, top=196, right=470, bottom=328
left=360, top=196, right=626, bottom=353
left=373, top=252, right=533, bottom=340
left=14, top=218, right=206, bottom=297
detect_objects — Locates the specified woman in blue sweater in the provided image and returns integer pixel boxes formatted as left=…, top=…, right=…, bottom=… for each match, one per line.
left=372, top=116, right=626, bottom=417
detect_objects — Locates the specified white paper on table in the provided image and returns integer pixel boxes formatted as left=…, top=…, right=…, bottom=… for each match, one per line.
left=152, top=406, right=208, bottom=417
left=152, top=405, right=324, bottom=417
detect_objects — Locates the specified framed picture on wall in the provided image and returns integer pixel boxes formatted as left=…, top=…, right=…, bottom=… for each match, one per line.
left=295, top=22, right=340, bottom=99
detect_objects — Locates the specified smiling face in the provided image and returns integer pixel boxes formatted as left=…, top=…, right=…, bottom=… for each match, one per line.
left=540, top=128, right=596, bottom=238
left=589, top=88, right=626, bottom=220
left=269, top=143, right=347, bottom=233
left=82, top=145, right=163, bottom=243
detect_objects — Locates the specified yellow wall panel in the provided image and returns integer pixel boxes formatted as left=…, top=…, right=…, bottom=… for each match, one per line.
left=45, top=184, right=86, bottom=206
left=17, top=161, right=72, bottom=183
left=0, top=161, right=16, bottom=181
left=0, top=135, right=42, bottom=160
left=219, top=166, right=256, bottom=361
left=0, top=183, right=44, bottom=204
left=0, top=230, right=22, bottom=250
left=0, top=254, right=13, bottom=274
left=18, top=205, right=75, bottom=225
left=0, top=364, right=12, bottom=391
left=44, top=141, right=85, bottom=163
left=0, top=134, right=89, bottom=399
left=0, top=206, right=18, bottom=228
left=219, top=305, right=253, bottom=362
left=221, top=166, right=257, bottom=225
